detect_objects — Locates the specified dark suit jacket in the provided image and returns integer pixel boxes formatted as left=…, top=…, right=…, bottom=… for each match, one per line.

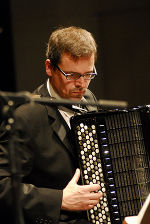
left=0, top=83, right=97, bottom=224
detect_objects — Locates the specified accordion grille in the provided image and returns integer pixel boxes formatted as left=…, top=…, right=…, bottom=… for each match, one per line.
left=105, top=110, right=150, bottom=218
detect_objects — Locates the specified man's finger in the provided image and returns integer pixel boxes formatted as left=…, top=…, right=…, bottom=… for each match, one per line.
left=81, top=183, right=101, bottom=192
left=70, top=168, right=80, bottom=184
left=89, top=191, right=103, bottom=200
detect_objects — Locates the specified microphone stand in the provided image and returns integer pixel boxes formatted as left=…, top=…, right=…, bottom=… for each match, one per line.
left=1, top=97, right=25, bottom=224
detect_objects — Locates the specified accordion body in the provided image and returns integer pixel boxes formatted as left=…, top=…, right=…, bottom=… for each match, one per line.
left=70, top=106, right=150, bottom=224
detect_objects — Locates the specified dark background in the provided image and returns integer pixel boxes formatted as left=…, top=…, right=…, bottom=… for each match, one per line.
left=1, top=0, right=150, bottom=106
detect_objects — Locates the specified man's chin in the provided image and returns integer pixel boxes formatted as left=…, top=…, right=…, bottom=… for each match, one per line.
left=70, top=97, right=82, bottom=101
left=69, top=94, right=83, bottom=101
left=70, top=92, right=85, bottom=100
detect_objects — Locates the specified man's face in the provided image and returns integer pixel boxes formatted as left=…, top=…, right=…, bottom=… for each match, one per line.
left=46, top=53, right=95, bottom=100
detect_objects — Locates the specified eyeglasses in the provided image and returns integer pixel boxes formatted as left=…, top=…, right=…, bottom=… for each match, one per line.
left=54, top=64, right=97, bottom=80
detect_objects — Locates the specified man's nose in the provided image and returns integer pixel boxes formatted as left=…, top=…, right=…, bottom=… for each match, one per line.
left=75, top=76, right=85, bottom=87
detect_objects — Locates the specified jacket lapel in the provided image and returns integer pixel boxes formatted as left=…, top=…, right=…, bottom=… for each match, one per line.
left=34, top=83, right=75, bottom=157
left=46, top=105, right=75, bottom=157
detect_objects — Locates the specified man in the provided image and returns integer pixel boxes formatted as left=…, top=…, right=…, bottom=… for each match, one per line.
left=0, top=26, right=102, bottom=224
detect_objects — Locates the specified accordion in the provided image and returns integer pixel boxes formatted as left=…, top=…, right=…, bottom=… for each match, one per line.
left=70, top=106, right=150, bottom=224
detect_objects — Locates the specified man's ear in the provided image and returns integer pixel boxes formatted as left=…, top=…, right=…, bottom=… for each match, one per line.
left=45, top=59, right=53, bottom=77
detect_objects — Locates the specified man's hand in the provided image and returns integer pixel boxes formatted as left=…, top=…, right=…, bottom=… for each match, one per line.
left=61, top=168, right=103, bottom=211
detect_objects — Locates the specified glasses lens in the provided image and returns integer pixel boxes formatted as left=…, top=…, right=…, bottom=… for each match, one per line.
left=67, top=73, right=96, bottom=80
left=84, top=73, right=96, bottom=80
left=84, top=73, right=93, bottom=80
left=67, top=74, right=81, bottom=80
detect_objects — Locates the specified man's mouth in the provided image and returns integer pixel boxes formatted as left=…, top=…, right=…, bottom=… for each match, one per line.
left=72, top=89, right=85, bottom=94
left=73, top=91, right=84, bottom=94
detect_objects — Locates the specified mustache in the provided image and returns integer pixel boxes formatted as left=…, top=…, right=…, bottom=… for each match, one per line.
left=71, top=87, right=85, bottom=92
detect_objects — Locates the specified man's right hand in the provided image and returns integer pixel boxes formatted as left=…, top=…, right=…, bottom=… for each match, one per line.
left=61, top=168, right=103, bottom=211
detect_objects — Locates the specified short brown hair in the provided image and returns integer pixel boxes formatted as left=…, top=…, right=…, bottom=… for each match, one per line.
left=46, top=26, right=97, bottom=67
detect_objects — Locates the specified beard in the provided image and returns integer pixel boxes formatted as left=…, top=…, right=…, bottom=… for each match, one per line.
left=69, top=88, right=86, bottom=100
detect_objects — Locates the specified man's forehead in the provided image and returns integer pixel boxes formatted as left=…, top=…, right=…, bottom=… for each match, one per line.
left=60, top=53, right=95, bottom=64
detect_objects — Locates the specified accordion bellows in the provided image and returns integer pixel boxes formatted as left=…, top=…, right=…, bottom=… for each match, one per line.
left=70, top=106, right=150, bottom=224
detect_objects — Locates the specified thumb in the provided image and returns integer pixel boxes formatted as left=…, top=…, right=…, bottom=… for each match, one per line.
left=70, top=168, right=80, bottom=184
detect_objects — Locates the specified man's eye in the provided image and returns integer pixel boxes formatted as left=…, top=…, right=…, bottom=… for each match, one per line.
left=68, top=74, right=79, bottom=77
left=69, top=73, right=78, bottom=76
left=84, top=73, right=92, bottom=77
